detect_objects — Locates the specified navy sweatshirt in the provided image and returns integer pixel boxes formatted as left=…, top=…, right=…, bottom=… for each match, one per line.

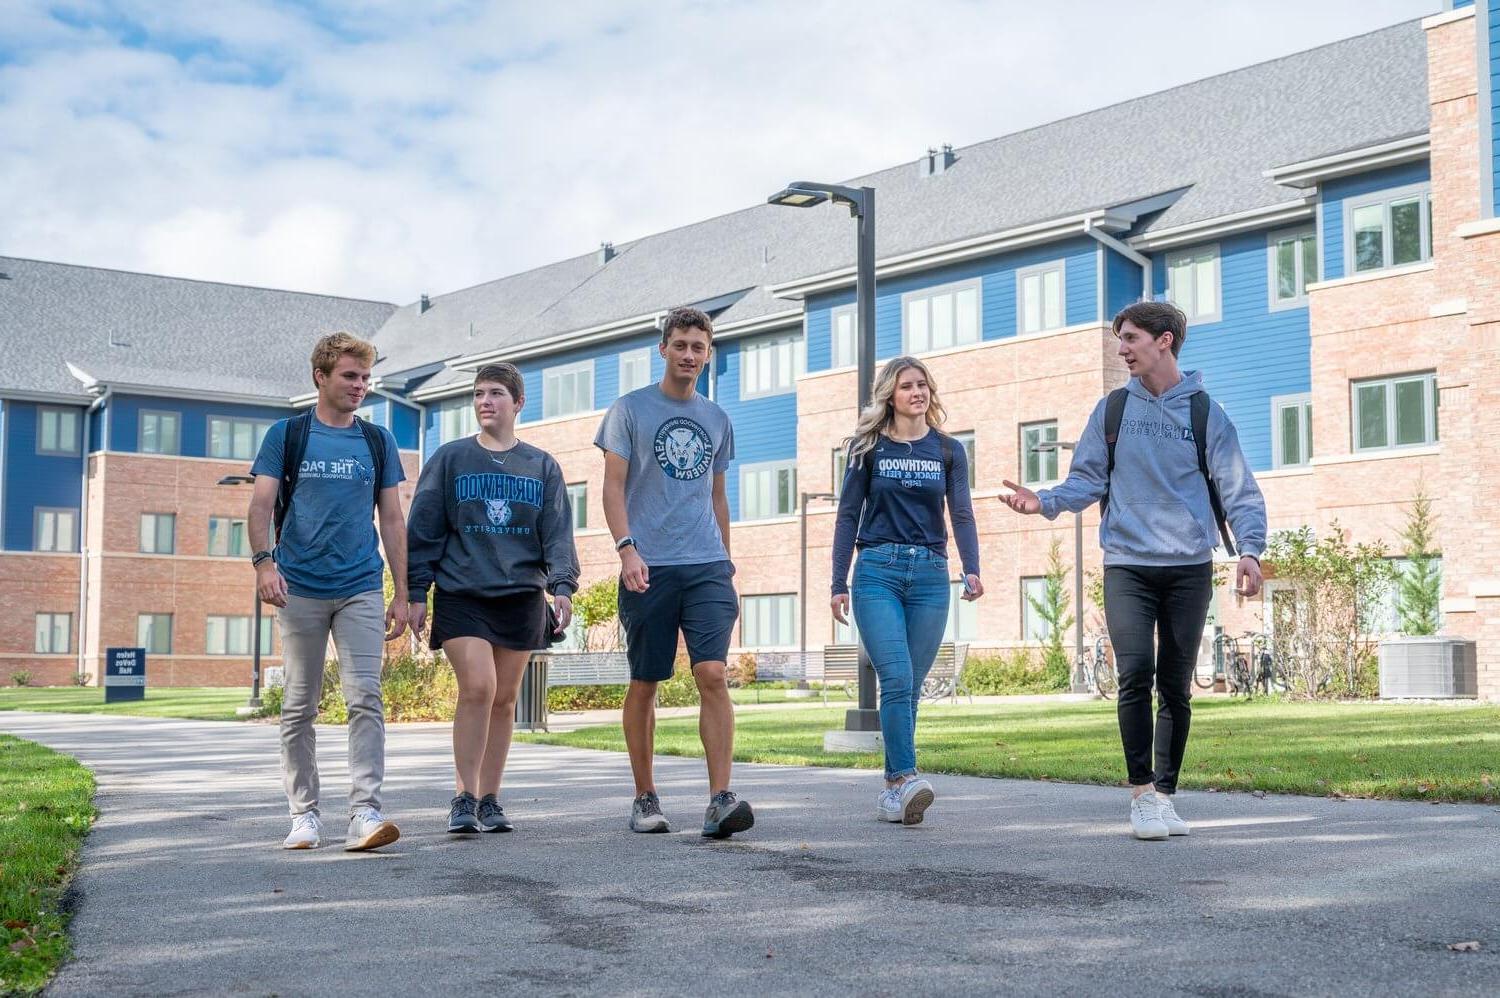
left=830, top=430, right=981, bottom=596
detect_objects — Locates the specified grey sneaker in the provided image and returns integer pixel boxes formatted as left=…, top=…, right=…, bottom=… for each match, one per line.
left=701, top=790, right=754, bottom=839
left=345, top=808, right=400, bottom=851
left=447, top=792, right=481, bottom=834
left=630, top=792, right=670, bottom=833
left=875, top=788, right=903, bottom=823
left=897, top=778, right=935, bottom=826
left=477, top=794, right=513, bottom=833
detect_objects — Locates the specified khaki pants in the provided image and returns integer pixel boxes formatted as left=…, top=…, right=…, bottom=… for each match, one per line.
left=277, top=590, right=386, bottom=817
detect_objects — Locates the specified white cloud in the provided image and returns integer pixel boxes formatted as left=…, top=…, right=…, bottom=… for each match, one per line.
left=0, top=0, right=1439, bottom=304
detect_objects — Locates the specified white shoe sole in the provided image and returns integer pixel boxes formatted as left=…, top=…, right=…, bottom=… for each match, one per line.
left=282, top=839, right=319, bottom=850
left=345, top=821, right=400, bottom=852
left=901, top=786, right=935, bottom=826
left=1164, top=824, right=1190, bottom=836
left=1132, top=824, right=1170, bottom=841
left=875, top=809, right=903, bottom=823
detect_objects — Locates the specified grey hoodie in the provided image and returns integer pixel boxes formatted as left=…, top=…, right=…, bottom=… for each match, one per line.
left=1038, top=371, right=1267, bottom=567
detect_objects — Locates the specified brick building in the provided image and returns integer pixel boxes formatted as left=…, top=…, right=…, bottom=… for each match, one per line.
left=3, top=4, right=1498, bottom=695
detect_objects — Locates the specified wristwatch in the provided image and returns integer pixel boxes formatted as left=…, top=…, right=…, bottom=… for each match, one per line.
left=251, top=550, right=274, bottom=567
left=615, top=535, right=636, bottom=552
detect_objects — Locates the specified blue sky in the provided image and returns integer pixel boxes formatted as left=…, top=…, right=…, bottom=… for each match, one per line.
left=0, top=0, right=1440, bottom=303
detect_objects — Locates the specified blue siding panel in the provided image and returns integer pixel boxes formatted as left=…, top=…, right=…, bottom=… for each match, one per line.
left=1105, top=246, right=1146, bottom=319
left=1319, top=160, right=1432, bottom=280
left=713, top=329, right=802, bottom=520
left=1150, top=231, right=1311, bottom=471
left=107, top=396, right=295, bottom=457
left=358, top=397, right=389, bottom=428
left=3, top=402, right=86, bottom=551
left=423, top=403, right=445, bottom=461
left=390, top=400, right=420, bottom=450
left=1491, top=1, right=1500, bottom=214
left=517, top=331, right=664, bottom=426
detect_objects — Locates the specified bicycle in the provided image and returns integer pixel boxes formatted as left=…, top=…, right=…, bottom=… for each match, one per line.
left=1213, top=630, right=1253, bottom=696
left=1076, top=634, right=1117, bottom=699
left=1248, top=633, right=1292, bottom=696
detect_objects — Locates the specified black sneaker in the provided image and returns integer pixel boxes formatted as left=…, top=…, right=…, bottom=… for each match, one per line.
left=629, top=792, right=670, bottom=833
left=701, top=790, right=754, bottom=839
left=477, top=794, right=513, bottom=833
left=447, top=792, right=481, bottom=833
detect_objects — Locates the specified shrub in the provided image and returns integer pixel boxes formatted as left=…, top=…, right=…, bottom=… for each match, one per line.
left=957, top=649, right=1063, bottom=695
left=380, top=650, right=458, bottom=722
left=1396, top=486, right=1441, bottom=636
left=258, top=682, right=284, bottom=717
left=573, top=577, right=622, bottom=651
left=73, top=672, right=92, bottom=687
left=10, top=670, right=33, bottom=687
left=548, top=685, right=627, bottom=711
left=657, top=654, right=702, bottom=707
left=727, top=652, right=757, bottom=688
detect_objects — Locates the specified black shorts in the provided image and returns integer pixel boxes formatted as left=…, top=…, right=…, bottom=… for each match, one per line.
left=618, top=561, right=738, bottom=682
left=430, top=588, right=549, bottom=652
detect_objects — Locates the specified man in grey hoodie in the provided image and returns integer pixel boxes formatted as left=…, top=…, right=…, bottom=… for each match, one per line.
left=1002, top=300, right=1267, bottom=841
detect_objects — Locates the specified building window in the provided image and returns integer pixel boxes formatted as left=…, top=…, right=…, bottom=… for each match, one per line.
left=38, top=406, right=80, bottom=455
left=1020, top=421, right=1059, bottom=486
left=619, top=348, right=652, bottom=396
left=1021, top=576, right=1051, bottom=642
left=741, top=594, right=796, bottom=649
left=740, top=461, right=797, bottom=520
left=206, top=615, right=274, bottom=656
left=834, top=612, right=860, bottom=645
left=1347, top=186, right=1433, bottom=274
left=140, top=513, right=176, bottom=555
left=137, top=614, right=173, bottom=654
left=949, top=430, right=976, bottom=488
left=830, top=305, right=857, bottom=369
left=740, top=331, right=803, bottom=399
left=1271, top=394, right=1312, bottom=469
left=439, top=397, right=478, bottom=442
left=1016, top=261, right=1065, bottom=334
left=1268, top=227, right=1317, bottom=308
left=208, top=417, right=274, bottom=461
left=1352, top=373, right=1438, bottom=452
left=945, top=582, right=977, bottom=641
left=138, top=410, right=181, bottom=455
left=1165, top=245, right=1221, bottom=324
left=543, top=360, right=594, bottom=420
left=831, top=447, right=850, bottom=499
left=566, top=482, right=588, bottom=530
left=35, top=613, right=72, bottom=654
left=904, top=280, right=981, bottom=354
left=208, top=517, right=250, bottom=557
left=34, top=508, right=78, bottom=552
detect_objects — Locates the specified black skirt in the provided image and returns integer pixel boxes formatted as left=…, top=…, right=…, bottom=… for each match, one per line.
left=430, top=588, right=549, bottom=652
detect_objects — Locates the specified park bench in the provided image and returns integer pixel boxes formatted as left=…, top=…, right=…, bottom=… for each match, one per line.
left=820, top=642, right=971, bottom=704
left=542, top=651, right=631, bottom=687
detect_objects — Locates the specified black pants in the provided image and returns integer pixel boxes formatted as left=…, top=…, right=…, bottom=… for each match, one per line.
left=1103, top=562, right=1213, bottom=795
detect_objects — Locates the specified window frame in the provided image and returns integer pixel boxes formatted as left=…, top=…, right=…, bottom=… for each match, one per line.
left=1020, top=576, right=1051, bottom=643
left=439, top=397, right=478, bottom=442
left=1270, top=393, right=1313, bottom=469
left=739, top=460, right=798, bottom=521
left=1019, top=420, right=1060, bottom=488
left=1343, top=182, right=1434, bottom=276
left=829, top=304, right=857, bottom=369
left=37, top=406, right=81, bottom=456
left=34, top=507, right=78, bottom=553
left=137, top=613, right=173, bottom=655
left=137, top=409, right=182, bottom=455
left=139, top=512, right=177, bottom=555
left=207, top=516, right=250, bottom=558
left=1015, top=259, right=1066, bottom=335
left=566, top=482, right=588, bottom=531
left=207, top=415, right=274, bottom=461
left=35, top=612, right=72, bottom=654
left=831, top=447, right=850, bottom=499
left=1164, top=244, right=1223, bottom=325
left=945, top=581, right=978, bottom=641
left=542, top=359, right=595, bottom=420
left=740, top=593, right=797, bottom=650
left=1267, top=226, right=1318, bottom=310
left=948, top=430, right=977, bottom=489
left=1350, top=372, right=1438, bottom=454
left=738, top=330, right=804, bottom=400
left=618, top=348, right=652, bottom=396
left=205, top=615, right=274, bottom=656
left=901, top=278, right=983, bottom=355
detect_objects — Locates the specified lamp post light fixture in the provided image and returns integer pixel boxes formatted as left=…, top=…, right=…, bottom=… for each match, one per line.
left=798, top=491, right=837, bottom=694
left=770, top=180, right=880, bottom=736
left=1031, top=441, right=1088, bottom=693
left=216, top=474, right=264, bottom=712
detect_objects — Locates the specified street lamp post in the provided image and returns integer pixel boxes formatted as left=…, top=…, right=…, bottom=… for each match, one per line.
left=798, top=491, right=836, bottom=692
left=217, top=474, right=264, bottom=711
left=1033, top=441, right=1087, bottom=692
left=770, top=180, right=881, bottom=734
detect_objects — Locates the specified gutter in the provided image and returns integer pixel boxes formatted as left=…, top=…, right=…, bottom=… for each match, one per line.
left=1084, top=218, right=1153, bottom=303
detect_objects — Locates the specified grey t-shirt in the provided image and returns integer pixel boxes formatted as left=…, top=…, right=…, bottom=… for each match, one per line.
left=594, top=385, right=734, bottom=566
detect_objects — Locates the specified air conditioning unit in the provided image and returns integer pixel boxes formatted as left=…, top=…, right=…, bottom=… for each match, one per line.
left=1378, top=637, right=1477, bottom=699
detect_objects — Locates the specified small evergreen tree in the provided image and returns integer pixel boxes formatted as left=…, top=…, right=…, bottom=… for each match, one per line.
left=1396, top=487, right=1441, bottom=636
left=1027, top=539, right=1074, bottom=687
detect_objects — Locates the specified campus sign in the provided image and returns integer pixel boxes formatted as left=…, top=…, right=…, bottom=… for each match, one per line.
left=104, top=646, right=146, bottom=703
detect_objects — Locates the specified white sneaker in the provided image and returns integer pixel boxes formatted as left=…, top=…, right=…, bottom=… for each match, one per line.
left=1130, top=793, right=1169, bottom=840
left=898, top=779, right=935, bottom=826
left=282, top=812, right=322, bottom=850
left=875, top=788, right=903, bottom=822
left=1157, top=794, right=1190, bottom=836
left=345, top=808, right=401, bottom=852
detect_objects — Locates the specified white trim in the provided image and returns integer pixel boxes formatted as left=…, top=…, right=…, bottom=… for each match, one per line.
left=1269, top=392, right=1312, bottom=470
left=0, top=550, right=82, bottom=560
left=541, top=358, right=595, bottom=421
left=408, top=372, right=477, bottom=403
left=711, top=308, right=804, bottom=339
left=205, top=413, right=276, bottom=462
left=1422, top=6, right=1475, bottom=29
left=1429, top=299, right=1467, bottom=317
left=1310, top=444, right=1439, bottom=467
left=1350, top=372, right=1438, bottom=454
left=617, top=347, right=653, bottom=397
left=455, top=311, right=663, bottom=369
left=738, top=460, right=799, bottom=521
left=828, top=303, right=857, bottom=370
left=0, top=389, right=92, bottom=405
left=1264, top=134, right=1430, bottom=189
left=1018, top=420, right=1060, bottom=488
left=1470, top=579, right=1500, bottom=599
left=65, top=370, right=292, bottom=407
left=737, top=329, right=804, bottom=401
left=1305, top=260, right=1434, bottom=292
left=1253, top=465, right=1315, bottom=481
left=1341, top=181, right=1434, bottom=277
left=136, top=408, right=182, bottom=456
left=1441, top=597, right=1476, bottom=614
left=1164, top=244, right=1222, bottom=325
left=730, top=514, right=800, bottom=529
left=1456, top=217, right=1500, bottom=239
left=1015, top=259, right=1066, bottom=335
left=901, top=278, right=983, bottom=354
left=1128, top=197, right=1316, bottom=251
left=1266, top=225, right=1317, bottom=312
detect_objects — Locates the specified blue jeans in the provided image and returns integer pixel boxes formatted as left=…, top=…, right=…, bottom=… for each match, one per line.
left=851, top=543, right=951, bottom=780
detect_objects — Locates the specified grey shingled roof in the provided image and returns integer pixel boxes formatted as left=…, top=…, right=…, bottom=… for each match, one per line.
left=373, top=20, right=1428, bottom=381
left=0, top=257, right=395, bottom=400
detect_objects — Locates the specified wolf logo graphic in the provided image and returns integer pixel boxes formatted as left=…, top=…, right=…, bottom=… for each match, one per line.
left=653, top=416, right=714, bottom=481
left=485, top=498, right=512, bottom=527
left=663, top=428, right=703, bottom=471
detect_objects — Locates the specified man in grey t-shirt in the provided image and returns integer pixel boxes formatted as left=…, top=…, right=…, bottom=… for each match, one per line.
left=594, top=306, right=754, bottom=840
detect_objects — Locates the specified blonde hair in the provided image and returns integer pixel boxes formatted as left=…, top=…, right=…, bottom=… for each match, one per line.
left=844, top=356, right=949, bottom=466
left=310, top=332, right=377, bottom=382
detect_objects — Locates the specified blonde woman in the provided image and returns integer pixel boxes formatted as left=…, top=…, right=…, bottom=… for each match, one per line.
left=830, top=356, right=983, bottom=824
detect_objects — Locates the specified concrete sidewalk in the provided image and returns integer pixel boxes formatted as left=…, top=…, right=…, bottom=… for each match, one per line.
left=3, top=711, right=1496, bottom=997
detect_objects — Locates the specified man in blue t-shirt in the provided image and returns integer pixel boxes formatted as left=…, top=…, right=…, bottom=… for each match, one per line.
left=248, top=332, right=408, bottom=852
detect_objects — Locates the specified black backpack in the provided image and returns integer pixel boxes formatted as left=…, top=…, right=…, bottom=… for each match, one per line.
left=272, top=411, right=388, bottom=543
left=1101, top=387, right=1236, bottom=556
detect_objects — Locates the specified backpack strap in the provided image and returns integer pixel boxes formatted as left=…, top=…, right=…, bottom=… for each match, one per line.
left=272, top=411, right=314, bottom=544
left=355, top=416, right=387, bottom=512
left=1191, top=391, right=1237, bottom=557
left=1099, top=388, right=1129, bottom=517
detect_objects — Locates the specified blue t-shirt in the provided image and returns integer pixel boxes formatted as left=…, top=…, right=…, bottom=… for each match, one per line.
left=251, top=415, right=405, bottom=600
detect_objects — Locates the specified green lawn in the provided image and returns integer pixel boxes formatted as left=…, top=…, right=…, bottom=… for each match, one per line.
left=0, top=687, right=254, bottom=722
left=520, top=698, right=1500, bottom=803
left=0, top=735, right=95, bottom=995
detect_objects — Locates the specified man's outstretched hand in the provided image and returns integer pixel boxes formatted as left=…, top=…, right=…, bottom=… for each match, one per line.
left=999, top=480, right=1041, bottom=515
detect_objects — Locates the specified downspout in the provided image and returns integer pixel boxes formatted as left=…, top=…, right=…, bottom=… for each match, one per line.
left=1083, top=219, right=1153, bottom=303
left=77, top=386, right=111, bottom=682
